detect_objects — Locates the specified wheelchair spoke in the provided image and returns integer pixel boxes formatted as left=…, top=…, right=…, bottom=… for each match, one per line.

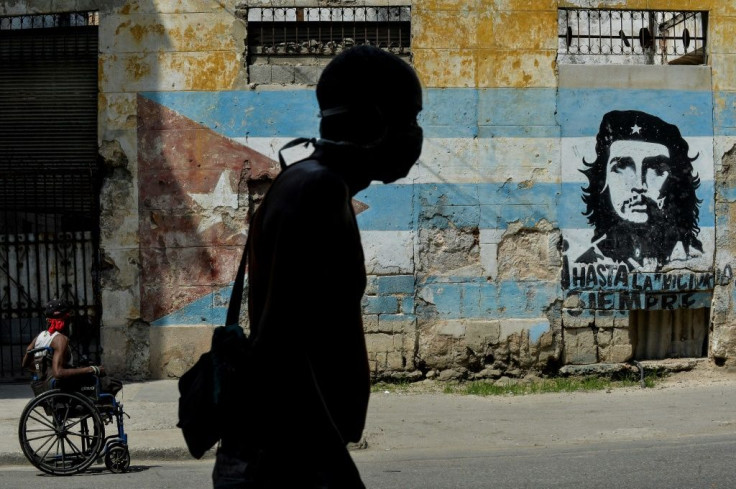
left=27, top=431, right=56, bottom=457
left=25, top=432, right=57, bottom=444
left=39, top=436, right=58, bottom=464
left=28, top=411, right=57, bottom=431
left=63, top=413, right=90, bottom=431
left=63, top=436, right=84, bottom=458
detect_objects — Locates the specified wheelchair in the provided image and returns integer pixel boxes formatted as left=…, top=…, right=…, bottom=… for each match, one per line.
left=18, top=346, right=130, bottom=475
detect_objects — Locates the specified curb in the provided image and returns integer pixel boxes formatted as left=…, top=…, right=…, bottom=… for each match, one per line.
left=0, top=447, right=211, bottom=468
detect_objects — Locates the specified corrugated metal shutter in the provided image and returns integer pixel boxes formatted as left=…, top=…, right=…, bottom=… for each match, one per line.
left=0, top=21, right=101, bottom=380
left=0, top=25, right=98, bottom=216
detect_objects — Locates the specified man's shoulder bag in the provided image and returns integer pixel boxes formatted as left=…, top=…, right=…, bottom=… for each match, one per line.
left=176, top=244, right=250, bottom=459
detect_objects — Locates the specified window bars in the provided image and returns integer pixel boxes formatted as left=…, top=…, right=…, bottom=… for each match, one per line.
left=246, top=7, right=411, bottom=57
left=558, top=9, right=707, bottom=65
left=0, top=12, right=99, bottom=30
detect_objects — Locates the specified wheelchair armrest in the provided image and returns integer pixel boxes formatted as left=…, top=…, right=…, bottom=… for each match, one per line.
left=27, top=346, right=53, bottom=356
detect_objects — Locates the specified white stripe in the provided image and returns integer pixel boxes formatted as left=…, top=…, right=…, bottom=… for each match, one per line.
left=238, top=137, right=563, bottom=184
left=360, top=230, right=414, bottom=275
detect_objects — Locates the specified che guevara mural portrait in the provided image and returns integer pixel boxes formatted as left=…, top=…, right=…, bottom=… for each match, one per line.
left=560, top=105, right=716, bottom=308
left=576, top=110, right=702, bottom=270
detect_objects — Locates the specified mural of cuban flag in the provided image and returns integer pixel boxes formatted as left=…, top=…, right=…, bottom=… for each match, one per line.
left=136, top=86, right=563, bottom=337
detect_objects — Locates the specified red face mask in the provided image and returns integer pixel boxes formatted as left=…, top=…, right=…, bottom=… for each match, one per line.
left=47, top=318, right=66, bottom=334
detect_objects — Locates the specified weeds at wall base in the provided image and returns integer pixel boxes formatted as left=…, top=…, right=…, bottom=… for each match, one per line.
left=371, top=372, right=666, bottom=396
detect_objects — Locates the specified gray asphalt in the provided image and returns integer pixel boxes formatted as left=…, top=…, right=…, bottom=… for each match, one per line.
left=1, top=372, right=736, bottom=471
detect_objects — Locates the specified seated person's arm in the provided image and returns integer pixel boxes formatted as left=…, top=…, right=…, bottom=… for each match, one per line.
left=50, top=335, right=103, bottom=379
left=20, top=338, right=36, bottom=371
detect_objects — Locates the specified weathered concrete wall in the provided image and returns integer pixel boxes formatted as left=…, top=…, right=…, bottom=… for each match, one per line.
left=6, top=0, right=736, bottom=379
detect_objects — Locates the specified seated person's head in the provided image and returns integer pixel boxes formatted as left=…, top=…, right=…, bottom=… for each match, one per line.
left=45, top=299, right=73, bottom=333
left=316, top=45, right=423, bottom=183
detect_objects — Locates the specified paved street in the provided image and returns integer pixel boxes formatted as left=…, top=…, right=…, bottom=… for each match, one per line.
left=1, top=367, right=736, bottom=487
left=2, top=433, right=736, bottom=488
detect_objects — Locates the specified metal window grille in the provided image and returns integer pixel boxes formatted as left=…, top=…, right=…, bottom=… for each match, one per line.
left=246, top=7, right=411, bottom=57
left=0, top=11, right=99, bottom=30
left=558, top=9, right=707, bottom=65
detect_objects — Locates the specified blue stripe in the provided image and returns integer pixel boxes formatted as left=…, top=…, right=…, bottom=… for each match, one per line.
left=151, top=286, right=231, bottom=326
left=558, top=88, right=714, bottom=138
left=478, top=88, right=558, bottom=133
left=153, top=272, right=717, bottom=325
left=151, top=278, right=560, bottom=324
left=142, top=91, right=321, bottom=139
left=715, top=91, right=736, bottom=135
left=142, top=88, right=718, bottom=139
left=421, top=279, right=561, bottom=319
left=422, top=88, right=479, bottom=138
left=356, top=181, right=714, bottom=231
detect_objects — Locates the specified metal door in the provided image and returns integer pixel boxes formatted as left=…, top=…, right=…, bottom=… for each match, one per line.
left=0, top=12, right=100, bottom=380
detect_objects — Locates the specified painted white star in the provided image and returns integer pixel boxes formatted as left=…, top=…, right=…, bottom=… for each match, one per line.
left=631, top=124, right=642, bottom=134
left=189, top=170, right=239, bottom=233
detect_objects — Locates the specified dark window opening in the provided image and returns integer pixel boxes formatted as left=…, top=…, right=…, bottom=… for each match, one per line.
left=0, top=11, right=101, bottom=380
left=630, top=308, right=709, bottom=360
left=246, top=6, right=411, bottom=57
left=243, top=6, right=412, bottom=85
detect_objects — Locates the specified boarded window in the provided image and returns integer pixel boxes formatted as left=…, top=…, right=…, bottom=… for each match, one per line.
left=629, top=308, right=709, bottom=360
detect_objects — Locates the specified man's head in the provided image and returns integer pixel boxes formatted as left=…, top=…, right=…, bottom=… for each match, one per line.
left=316, top=45, right=423, bottom=184
left=45, top=298, right=72, bottom=333
left=581, top=110, right=702, bottom=262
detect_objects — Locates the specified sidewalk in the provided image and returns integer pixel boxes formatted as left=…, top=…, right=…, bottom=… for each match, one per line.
left=2, top=371, right=736, bottom=467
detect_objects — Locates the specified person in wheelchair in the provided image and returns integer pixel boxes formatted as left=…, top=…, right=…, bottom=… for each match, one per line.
left=21, top=298, right=120, bottom=397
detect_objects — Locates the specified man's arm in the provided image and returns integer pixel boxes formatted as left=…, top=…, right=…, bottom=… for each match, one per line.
left=20, top=338, right=36, bottom=371
left=49, top=335, right=102, bottom=379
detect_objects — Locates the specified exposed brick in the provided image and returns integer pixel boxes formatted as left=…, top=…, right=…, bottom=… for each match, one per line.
left=271, top=65, right=295, bottom=84
left=379, top=315, right=416, bottom=337
left=363, top=296, right=399, bottom=315
left=294, top=65, right=322, bottom=85
left=365, top=275, right=378, bottom=295
left=365, top=333, right=395, bottom=353
left=562, top=309, right=594, bottom=329
left=563, top=328, right=597, bottom=364
left=386, top=351, right=405, bottom=370
left=377, top=275, right=415, bottom=294
left=248, top=64, right=271, bottom=84
left=362, top=314, right=379, bottom=333
left=400, top=295, right=415, bottom=314
left=465, top=320, right=501, bottom=350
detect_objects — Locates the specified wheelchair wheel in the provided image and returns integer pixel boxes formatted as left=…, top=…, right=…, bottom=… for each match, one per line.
left=18, top=389, right=105, bottom=475
left=104, top=442, right=130, bottom=473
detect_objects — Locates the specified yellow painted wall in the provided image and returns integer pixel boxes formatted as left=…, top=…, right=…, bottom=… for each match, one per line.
left=412, top=0, right=736, bottom=89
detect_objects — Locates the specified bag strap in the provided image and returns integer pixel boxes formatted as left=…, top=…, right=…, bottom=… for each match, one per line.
left=225, top=235, right=249, bottom=327
left=226, top=137, right=314, bottom=324
left=277, top=137, right=316, bottom=170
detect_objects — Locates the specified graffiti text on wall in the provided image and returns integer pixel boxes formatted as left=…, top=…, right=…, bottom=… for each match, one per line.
left=562, top=263, right=730, bottom=311
left=563, top=262, right=732, bottom=291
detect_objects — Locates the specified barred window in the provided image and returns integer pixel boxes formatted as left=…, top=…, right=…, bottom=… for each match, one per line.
left=0, top=11, right=99, bottom=30
left=558, top=9, right=707, bottom=65
left=244, top=6, right=411, bottom=85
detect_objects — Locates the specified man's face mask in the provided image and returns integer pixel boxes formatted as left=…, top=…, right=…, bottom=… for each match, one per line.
left=374, top=119, right=423, bottom=184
